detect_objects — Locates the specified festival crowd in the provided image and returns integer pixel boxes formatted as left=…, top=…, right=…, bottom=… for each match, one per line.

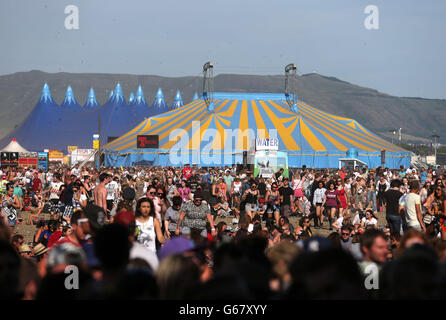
left=1, top=163, right=446, bottom=299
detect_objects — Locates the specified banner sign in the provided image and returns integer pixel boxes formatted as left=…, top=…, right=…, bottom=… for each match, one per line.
left=38, top=152, right=49, bottom=171
left=19, top=152, right=38, bottom=166
left=71, top=149, right=95, bottom=166
left=68, top=146, right=78, bottom=154
left=254, top=151, right=288, bottom=179
left=93, top=134, right=99, bottom=149
left=0, top=152, right=19, bottom=167
left=255, top=138, right=279, bottom=151
left=137, top=135, right=159, bottom=149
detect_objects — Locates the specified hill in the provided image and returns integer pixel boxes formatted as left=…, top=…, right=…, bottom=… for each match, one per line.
left=0, top=70, right=444, bottom=144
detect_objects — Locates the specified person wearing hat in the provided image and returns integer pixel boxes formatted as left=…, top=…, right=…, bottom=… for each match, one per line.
left=33, top=243, right=48, bottom=262
left=175, top=190, right=216, bottom=238
left=19, top=244, right=33, bottom=258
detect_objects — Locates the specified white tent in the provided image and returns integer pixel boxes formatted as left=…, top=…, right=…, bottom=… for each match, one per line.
left=1, top=138, right=29, bottom=153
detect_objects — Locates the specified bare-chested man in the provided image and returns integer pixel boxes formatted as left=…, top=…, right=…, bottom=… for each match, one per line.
left=94, top=173, right=110, bottom=218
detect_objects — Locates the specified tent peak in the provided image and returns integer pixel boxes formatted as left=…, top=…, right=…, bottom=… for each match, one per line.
left=40, top=82, right=54, bottom=104
left=84, top=88, right=99, bottom=109
left=172, top=90, right=183, bottom=109
left=62, top=85, right=78, bottom=107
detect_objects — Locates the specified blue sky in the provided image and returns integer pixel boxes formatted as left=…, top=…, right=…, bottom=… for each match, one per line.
left=1, top=0, right=445, bottom=98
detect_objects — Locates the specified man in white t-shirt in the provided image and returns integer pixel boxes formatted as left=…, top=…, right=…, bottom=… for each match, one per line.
left=404, top=180, right=425, bottom=232
left=48, top=174, right=63, bottom=206
left=105, top=176, right=120, bottom=213
left=71, top=164, right=81, bottom=178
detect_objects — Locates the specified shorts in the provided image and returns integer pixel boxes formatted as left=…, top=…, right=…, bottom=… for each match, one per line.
left=315, top=203, right=323, bottom=207
left=408, top=224, right=423, bottom=232
left=245, top=203, right=258, bottom=212
left=106, top=200, right=114, bottom=212
left=8, top=219, right=16, bottom=227
left=326, top=206, right=336, bottom=210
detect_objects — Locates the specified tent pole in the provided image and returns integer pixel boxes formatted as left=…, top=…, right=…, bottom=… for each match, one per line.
left=97, top=116, right=101, bottom=170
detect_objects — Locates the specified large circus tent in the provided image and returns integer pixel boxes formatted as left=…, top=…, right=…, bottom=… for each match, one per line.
left=102, top=92, right=411, bottom=169
left=0, top=83, right=185, bottom=151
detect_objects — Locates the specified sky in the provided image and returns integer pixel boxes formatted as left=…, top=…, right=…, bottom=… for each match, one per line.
left=1, top=0, right=445, bottom=99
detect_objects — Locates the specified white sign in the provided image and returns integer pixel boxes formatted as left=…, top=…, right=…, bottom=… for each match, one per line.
left=255, top=138, right=279, bottom=151
left=71, top=149, right=95, bottom=166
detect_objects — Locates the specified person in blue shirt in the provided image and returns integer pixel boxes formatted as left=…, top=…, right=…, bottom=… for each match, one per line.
left=399, top=166, right=406, bottom=178
left=420, top=167, right=428, bottom=184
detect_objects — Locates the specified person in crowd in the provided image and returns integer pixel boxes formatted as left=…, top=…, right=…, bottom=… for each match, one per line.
left=1, top=183, right=21, bottom=233
left=404, top=180, right=425, bottom=233
left=3, top=163, right=446, bottom=301
left=175, top=191, right=217, bottom=239
left=164, top=196, right=184, bottom=238
left=322, top=181, right=338, bottom=231
left=135, top=198, right=165, bottom=253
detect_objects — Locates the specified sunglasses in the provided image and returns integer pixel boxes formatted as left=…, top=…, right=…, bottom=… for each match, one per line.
left=149, top=192, right=156, bottom=195
left=157, top=193, right=165, bottom=197
left=342, top=233, right=350, bottom=236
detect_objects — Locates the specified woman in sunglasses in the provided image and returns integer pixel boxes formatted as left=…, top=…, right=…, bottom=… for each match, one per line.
left=242, top=182, right=260, bottom=220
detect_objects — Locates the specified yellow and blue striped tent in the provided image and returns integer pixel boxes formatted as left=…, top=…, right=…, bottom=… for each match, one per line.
left=103, top=92, right=410, bottom=168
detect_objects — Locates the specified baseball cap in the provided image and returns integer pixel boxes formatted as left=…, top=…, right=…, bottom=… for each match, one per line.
left=158, top=237, right=195, bottom=261
left=83, top=204, right=106, bottom=231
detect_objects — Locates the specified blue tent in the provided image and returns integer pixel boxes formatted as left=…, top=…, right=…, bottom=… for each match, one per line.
left=94, top=83, right=137, bottom=144
left=0, top=83, right=66, bottom=151
left=84, top=88, right=99, bottom=109
left=171, top=90, right=184, bottom=109
left=128, top=92, right=135, bottom=104
left=103, top=92, right=411, bottom=169
left=152, top=88, right=169, bottom=115
left=192, top=92, right=199, bottom=101
left=61, top=86, right=82, bottom=111
left=129, top=85, right=151, bottom=123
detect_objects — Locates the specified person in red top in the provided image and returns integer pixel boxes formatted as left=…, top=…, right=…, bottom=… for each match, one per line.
left=54, top=211, right=85, bottom=248
left=182, top=164, right=192, bottom=180
left=339, top=167, right=346, bottom=181
left=31, top=171, right=42, bottom=193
